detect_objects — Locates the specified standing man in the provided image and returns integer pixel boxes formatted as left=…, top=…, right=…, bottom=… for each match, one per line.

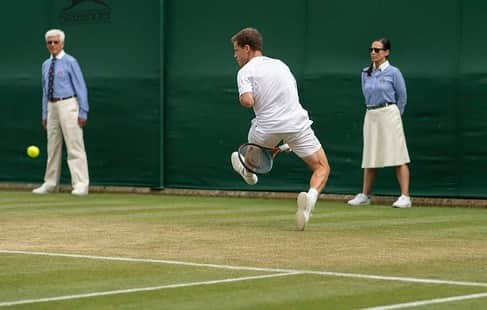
left=33, top=29, right=90, bottom=196
left=230, top=27, right=331, bottom=231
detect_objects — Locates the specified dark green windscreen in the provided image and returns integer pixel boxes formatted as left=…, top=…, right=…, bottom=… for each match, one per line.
left=2, top=0, right=487, bottom=198
left=1, top=0, right=161, bottom=187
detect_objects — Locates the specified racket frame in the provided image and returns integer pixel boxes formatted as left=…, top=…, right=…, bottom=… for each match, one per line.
left=237, top=143, right=290, bottom=175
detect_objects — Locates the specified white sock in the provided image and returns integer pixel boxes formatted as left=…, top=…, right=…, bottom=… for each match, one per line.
left=307, top=188, right=319, bottom=205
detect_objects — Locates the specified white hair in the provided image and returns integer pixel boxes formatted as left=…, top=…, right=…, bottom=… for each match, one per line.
left=45, top=29, right=65, bottom=42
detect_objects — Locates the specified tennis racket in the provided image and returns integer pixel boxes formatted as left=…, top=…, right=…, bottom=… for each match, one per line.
left=237, top=143, right=292, bottom=175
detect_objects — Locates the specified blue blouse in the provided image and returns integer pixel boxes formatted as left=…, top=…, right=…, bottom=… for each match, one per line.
left=361, top=62, right=407, bottom=114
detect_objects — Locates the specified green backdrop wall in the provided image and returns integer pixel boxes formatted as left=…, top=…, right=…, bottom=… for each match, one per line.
left=1, top=0, right=487, bottom=198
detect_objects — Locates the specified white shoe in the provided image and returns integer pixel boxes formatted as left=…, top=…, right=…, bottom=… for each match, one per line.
left=32, top=184, right=55, bottom=194
left=392, top=195, right=412, bottom=208
left=347, top=193, right=370, bottom=206
left=231, top=152, right=258, bottom=185
left=296, top=192, right=315, bottom=231
left=72, top=187, right=88, bottom=196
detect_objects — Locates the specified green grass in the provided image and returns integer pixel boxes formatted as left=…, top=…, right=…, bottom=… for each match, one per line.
left=0, top=190, right=486, bottom=309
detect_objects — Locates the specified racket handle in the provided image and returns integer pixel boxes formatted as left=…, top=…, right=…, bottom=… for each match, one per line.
left=278, top=144, right=292, bottom=152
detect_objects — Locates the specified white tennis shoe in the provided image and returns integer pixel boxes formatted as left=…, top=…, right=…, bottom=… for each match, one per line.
left=231, top=152, right=258, bottom=185
left=296, top=192, right=315, bottom=231
left=392, top=195, right=412, bottom=208
left=72, top=186, right=89, bottom=196
left=32, top=184, right=55, bottom=194
left=347, top=193, right=370, bottom=206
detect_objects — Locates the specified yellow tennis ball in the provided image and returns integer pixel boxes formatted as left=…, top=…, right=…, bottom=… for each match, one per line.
left=27, top=145, right=40, bottom=158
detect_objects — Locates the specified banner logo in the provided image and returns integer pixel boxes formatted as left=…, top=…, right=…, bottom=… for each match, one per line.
left=60, top=0, right=111, bottom=24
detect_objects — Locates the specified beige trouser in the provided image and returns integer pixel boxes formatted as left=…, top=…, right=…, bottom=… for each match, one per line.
left=43, top=97, right=89, bottom=190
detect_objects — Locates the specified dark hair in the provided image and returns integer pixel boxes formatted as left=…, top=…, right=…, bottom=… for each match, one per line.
left=231, top=27, right=263, bottom=51
left=365, top=37, right=391, bottom=76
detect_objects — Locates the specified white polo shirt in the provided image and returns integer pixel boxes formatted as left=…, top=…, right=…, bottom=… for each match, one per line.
left=237, top=56, right=312, bottom=133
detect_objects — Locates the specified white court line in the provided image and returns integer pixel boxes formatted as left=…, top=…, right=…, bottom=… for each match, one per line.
left=358, top=291, right=487, bottom=310
left=0, top=250, right=291, bottom=273
left=304, top=270, right=487, bottom=288
left=0, top=272, right=299, bottom=307
left=2, top=250, right=487, bottom=288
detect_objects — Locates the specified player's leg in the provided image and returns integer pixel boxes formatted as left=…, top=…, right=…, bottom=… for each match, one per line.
left=296, top=149, right=330, bottom=231
left=231, top=152, right=258, bottom=185
left=286, top=127, right=330, bottom=230
left=302, top=148, right=330, bottom=193
left=231, top=121, right=279, bottom=185
left=232, top=121, right=259, bottom=185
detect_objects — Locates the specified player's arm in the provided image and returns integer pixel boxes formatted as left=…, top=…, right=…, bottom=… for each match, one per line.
left=237, top=68, right=254, bottom=108
left=239, top=92, right=255, bottom=108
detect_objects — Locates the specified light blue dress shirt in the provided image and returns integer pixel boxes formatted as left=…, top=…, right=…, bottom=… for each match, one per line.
left=41, top=50, right=89, bottom=120
left=361, top=61, right=407, bottom=114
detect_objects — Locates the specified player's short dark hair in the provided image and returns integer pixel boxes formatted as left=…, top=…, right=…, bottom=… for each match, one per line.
left=231, top=27, right=263, bottom=51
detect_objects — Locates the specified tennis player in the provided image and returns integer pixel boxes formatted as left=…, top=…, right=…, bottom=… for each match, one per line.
left=230, top=27, right=330, bottom=231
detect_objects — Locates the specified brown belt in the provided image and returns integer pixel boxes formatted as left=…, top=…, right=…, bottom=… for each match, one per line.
left=50, top=96, right=75, bottom=102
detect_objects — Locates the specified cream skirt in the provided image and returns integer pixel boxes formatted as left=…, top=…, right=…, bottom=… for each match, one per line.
left=362, top=104, right=410, bottom=168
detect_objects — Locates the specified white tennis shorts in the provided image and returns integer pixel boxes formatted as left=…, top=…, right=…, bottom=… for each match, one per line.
left=247, top=120, right=322, bottom=158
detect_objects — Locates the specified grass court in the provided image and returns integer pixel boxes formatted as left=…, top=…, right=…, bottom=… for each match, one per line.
left=1, top=190, right=486, bottom=309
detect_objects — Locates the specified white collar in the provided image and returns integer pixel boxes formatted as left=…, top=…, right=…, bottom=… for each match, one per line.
left=50, top=50, right=66, bottom=60
left=374, top=60, right=390, bottom=71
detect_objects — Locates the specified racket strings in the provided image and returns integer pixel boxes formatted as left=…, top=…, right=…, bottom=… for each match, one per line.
left=239, top=145, right=273, bottom=174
